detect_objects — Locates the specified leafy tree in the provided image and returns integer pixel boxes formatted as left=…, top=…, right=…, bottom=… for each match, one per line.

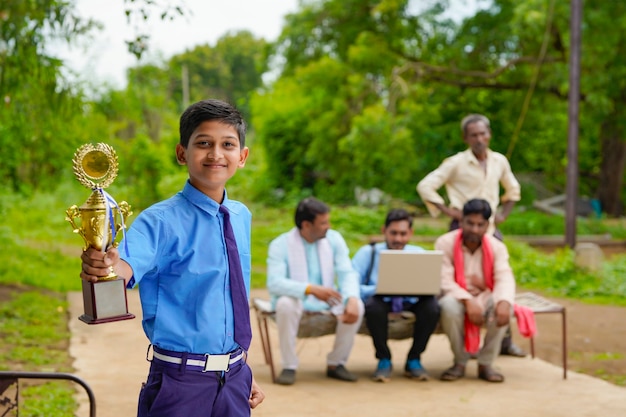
left=0, top=0, right=97, bottom=192
left=88, top=30, right=268, bottom=207
left=391, top=0, right=626, bottom=215
left=169, top=31, right=269, bottom=118
left=122, top=0, right=187, bottom=59
left=254, top=0, right=626, bottom=215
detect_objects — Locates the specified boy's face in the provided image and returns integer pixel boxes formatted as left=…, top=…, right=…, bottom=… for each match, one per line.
left=176, top=120, right=249, bottom=202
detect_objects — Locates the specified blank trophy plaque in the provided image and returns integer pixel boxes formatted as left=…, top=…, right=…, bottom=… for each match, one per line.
left=65, top=143, right=135, bottom=324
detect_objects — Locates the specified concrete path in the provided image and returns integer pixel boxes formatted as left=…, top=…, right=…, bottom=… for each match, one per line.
left=69, top=289, right=626, bottom=417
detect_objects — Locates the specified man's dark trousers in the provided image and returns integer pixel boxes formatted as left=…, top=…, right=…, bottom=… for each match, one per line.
left=365, top=295, right=440, bottom=360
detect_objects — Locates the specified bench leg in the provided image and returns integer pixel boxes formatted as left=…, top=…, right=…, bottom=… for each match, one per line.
left=562, top=309, right=567, bottom=379
left=255, top=311, right=277, bottom=383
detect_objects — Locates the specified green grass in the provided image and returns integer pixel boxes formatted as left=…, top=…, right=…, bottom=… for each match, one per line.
left=507, top=241, right=626, bottom=305
left=0, top=289, right=74, bottom=415
left=0, top=291, right=71, bottom=371
left=20, top=382, right=77, bottom=416
left=501, top=209, right=626, bottom=239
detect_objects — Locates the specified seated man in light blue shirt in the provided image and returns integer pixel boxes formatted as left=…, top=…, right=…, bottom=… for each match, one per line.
left=352, top=209, right=440, bottom=382
left=266, top=197, right=364, bottom=385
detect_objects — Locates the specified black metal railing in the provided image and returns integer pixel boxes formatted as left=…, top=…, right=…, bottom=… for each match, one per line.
left=0, top=371, right=95, bottom=417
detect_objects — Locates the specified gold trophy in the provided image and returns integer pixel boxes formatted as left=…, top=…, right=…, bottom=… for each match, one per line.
left=65, top=143, right=135, bottom=324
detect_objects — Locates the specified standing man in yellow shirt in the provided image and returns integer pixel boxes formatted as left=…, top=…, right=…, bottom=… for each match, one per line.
left=417, top=113, right=525, bottom=357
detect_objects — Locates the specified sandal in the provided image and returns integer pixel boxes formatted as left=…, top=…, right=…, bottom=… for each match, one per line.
left=478, top=364, right=505, bottom=383
left=440, top=363, right=465, bottom=381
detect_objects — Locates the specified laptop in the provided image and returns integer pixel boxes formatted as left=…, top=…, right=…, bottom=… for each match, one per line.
left=375, top=250, right=444, bottom=296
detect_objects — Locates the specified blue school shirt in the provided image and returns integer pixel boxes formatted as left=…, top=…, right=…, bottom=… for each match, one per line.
left=121, top=181, right=252, bottom=354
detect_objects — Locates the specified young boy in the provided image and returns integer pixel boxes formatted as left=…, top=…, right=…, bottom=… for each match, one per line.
left=80, top=99, right=264, bottom=417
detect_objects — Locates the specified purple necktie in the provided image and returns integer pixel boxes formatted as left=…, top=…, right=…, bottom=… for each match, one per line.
left=219, top=205, right=252, bottom=351
left=391, top=297, right=404, bottom=313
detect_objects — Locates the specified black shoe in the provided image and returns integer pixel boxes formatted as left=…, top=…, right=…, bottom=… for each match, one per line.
left=276, top=369, right=296, bottom=385
left=327, top=365, right=358, bottom=382
left=501, top=343, right=527, bottom=357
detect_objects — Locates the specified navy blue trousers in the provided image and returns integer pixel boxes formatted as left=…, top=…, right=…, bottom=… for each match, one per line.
left=137, top=359, right=252, bottom=417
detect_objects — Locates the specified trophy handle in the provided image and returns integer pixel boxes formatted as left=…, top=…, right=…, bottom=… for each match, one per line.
left=65, top=205, right=89, bottom=250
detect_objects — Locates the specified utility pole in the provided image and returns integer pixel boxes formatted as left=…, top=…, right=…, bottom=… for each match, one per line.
left=182, top=64, right=190, bottom=109
left=565, top=0, right=582, bottom=248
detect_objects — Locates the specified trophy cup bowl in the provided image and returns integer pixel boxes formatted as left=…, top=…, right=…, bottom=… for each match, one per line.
left=66, top=143, right=135, bottom=324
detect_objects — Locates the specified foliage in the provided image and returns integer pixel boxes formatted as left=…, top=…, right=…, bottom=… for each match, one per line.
left=122, top=0, right=188, bottom=59
left=500, top=209, right=626, bottom=239
left=0, top=0, right=99, bottom=193
left=251, top=0, right=626, bottom=216
left=169, top=31, right=269, bottom=119
left=507, top=241, right=626, bottom=305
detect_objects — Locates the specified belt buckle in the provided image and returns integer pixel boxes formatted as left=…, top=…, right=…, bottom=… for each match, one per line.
left=202, top=354, right=230, bottom=372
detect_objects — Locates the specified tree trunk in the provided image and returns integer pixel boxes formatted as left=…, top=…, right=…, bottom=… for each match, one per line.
left=597, top=118, right=626, bottom=216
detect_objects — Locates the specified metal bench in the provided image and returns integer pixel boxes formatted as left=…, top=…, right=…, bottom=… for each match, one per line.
left=514, top=292, right=567, bottom=379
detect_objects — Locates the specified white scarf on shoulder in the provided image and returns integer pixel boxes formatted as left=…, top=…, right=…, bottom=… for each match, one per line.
left=286, top=227, right=335, bottom=302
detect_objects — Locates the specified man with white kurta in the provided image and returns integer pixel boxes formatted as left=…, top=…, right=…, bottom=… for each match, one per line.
left=266, top=197, right=364, bottom=385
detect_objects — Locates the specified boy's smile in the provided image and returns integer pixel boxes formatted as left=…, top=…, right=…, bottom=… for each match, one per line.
left=176, top=120, right=249, bottom=202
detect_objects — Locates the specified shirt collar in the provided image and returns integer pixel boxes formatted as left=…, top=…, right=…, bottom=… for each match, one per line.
left=463, top=148, right=492, bottom=165
left=181, top=180, right=237, bottom=216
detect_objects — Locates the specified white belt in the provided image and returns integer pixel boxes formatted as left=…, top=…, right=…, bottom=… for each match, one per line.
left=153, top=350, right=245, bottom=372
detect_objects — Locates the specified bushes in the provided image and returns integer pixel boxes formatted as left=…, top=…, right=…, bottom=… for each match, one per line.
left=507, top=241, right=626, bottom=305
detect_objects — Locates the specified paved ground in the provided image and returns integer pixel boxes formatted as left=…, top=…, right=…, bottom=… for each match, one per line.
left=69, top=289, right=626, bottom=417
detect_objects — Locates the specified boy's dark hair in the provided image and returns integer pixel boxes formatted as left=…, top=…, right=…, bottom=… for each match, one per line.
left=384, top=208, right=413, bottom=228
left=462, top=198, right=492, bottom=220
left=295, top=197, right=329, bottom=229
left=179, top=99, right=247, bottom=148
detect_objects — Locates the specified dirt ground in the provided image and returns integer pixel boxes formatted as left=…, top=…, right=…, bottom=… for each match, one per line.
left=2, top=284, right=625, bottom=416
left=2, top=284, right=623, bottom=387
left=65, top=289, right=626, bottom=417
left=514, top=289, right=626, bottom=386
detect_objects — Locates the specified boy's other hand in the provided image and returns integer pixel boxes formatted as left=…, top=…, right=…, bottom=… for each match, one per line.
left=80, top=247, right=120, bottom=282
left=249, top=377, right=265, bottom=408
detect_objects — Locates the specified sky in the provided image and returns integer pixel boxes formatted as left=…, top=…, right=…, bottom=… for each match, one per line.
left=55, top=0, right=300, bottom=87
left=55, top=0, right=481, bottom=89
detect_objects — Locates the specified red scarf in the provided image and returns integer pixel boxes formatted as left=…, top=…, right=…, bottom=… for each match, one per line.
left=453, top=230, right=492, bottom=354
left=453, top=230, right=536, bottom=354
